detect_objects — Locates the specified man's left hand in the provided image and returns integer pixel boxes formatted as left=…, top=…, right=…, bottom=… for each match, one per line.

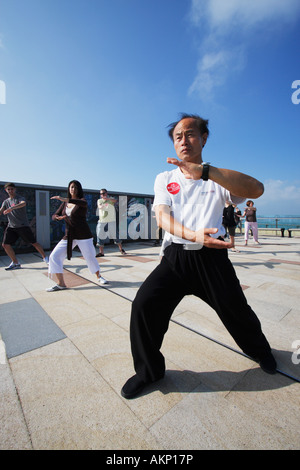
left=196, top=228, right=234, bottom=249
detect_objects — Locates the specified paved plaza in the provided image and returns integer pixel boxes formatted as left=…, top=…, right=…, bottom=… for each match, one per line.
left=0, top=234, right=299, bottom=450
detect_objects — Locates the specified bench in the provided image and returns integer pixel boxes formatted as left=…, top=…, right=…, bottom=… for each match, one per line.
left=287, top=228, right=300, bottom=238
left=258, top=227, right=285, bottom=237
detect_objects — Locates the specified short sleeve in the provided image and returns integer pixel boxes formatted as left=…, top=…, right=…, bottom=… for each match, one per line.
left=230, top=194, right=246, bottom=205
left=153, top=173, right=172, bottom=209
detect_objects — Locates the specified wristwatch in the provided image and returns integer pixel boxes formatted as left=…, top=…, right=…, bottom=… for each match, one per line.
left=201, top=162, right=210, bottom=181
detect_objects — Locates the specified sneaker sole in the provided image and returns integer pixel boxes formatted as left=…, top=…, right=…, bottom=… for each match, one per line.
left=46, top=286, right=67, bottom=292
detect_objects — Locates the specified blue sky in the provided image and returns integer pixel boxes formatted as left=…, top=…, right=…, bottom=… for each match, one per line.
left=0, top=0, right=300, bottom=215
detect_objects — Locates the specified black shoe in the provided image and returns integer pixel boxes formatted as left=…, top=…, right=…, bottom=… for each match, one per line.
left=121, top=375, right=148, bottom=399
left=121, top=374, right=164, bottom=399
left=96, top=253, right=104, bottom=257
left=256, top=352, right=277, bottom=374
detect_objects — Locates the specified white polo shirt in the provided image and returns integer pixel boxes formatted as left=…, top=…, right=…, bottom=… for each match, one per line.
left=153, top=167, right=245, bottom=247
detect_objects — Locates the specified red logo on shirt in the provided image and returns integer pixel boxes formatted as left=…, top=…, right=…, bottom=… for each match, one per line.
left=167, top=182, right=180, bottom=195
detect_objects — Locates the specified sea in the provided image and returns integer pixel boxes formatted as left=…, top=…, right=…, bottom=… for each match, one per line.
left=255, top=216, right=300, bottom=229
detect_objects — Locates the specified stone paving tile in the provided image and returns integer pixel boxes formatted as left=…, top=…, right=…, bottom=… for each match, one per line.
left=0, top=237, right=299, bottom=450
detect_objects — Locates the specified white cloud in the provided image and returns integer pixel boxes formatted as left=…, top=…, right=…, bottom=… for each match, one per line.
left=0, top=80, right=6, bottom=105
left=190, top=0, right=300, bottom=30
left=188, top=0, right=300, bottom=100
left=188, top=47, right=245, bottom=99
left=263, top=179, right=300, bottom=202
left=258, top=179, right=300, bottom=215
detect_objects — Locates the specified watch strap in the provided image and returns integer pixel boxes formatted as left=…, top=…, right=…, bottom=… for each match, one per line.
left=201, top=163, right=210, bottom=181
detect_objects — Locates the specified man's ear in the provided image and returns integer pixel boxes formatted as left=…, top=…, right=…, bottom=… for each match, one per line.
left=201, top=133, right=208, bottom=148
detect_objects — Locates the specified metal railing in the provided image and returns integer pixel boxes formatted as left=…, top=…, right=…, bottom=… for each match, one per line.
left=256, top=217, right=300, bottom=229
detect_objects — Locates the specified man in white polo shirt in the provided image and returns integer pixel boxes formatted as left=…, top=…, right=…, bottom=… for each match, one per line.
left=121, top=113, right=276, bottom=399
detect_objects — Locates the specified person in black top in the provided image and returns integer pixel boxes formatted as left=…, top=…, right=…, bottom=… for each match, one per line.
left=47, top=180, right=108, bottom=291
left=223, top=201, right=239, bottom=252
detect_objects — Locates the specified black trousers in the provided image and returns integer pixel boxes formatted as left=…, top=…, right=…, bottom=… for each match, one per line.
left=130, top=243, right=271, bottom=383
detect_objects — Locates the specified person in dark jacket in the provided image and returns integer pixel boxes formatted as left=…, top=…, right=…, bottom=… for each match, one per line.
left=223, top=201, right=239, bottom=252
left=47, top=180, right=108, bottom=291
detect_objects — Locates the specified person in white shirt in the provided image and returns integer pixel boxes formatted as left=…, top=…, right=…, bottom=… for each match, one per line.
left=121, top=114, right=276, bottom=399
